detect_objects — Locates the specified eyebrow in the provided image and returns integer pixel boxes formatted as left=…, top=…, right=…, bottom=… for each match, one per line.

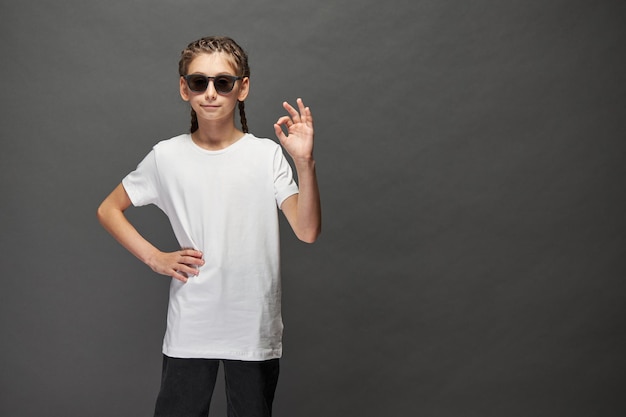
left=187, top=71, right=238, bottom=76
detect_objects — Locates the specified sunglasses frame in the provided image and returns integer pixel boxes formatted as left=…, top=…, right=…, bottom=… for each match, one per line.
left=183, top=74, right=244, bottom=94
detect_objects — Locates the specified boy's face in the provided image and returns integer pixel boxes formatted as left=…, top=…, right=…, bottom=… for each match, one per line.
left=179, top=52, right=249, bottom=126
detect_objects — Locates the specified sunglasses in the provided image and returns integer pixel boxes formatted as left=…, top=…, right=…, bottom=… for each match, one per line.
left=183, top=74, right=243, bottom=94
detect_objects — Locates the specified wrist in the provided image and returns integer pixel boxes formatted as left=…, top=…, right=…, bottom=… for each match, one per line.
left=293, top=156, right=316, bottom=169
left=143, top=248, right=162, bottom=270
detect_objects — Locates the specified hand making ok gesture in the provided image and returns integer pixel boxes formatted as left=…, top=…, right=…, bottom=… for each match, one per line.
left=274, top=98, right=315, bottom=162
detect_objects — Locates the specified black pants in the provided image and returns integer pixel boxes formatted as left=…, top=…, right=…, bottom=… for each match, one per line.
left=154, top=355, right=280, bottom=417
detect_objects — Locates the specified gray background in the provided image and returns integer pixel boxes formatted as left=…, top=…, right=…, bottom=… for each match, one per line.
left=1, top=0, right=625, bottom=416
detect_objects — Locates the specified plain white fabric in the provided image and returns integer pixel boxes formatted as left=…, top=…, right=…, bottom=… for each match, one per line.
left=122, top=133, right=298, bottom=360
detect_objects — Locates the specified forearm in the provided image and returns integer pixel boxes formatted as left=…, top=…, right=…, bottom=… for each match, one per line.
left=97, top=204, right=161, bottom=268
left=293, top=158, right=322, bottom=243
left=97, top=183, right=204, bottom=283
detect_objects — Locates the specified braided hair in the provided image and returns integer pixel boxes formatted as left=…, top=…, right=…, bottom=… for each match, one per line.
left=178, top=36, right=250, bottom=133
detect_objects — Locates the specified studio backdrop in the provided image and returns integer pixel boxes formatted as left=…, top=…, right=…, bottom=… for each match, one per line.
left=1, top=0, right=625, bottom=416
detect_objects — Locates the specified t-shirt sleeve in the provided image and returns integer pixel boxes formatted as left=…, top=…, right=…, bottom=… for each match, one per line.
left=121, top=149, right=161, bottom=207
left=273, top=147, right=299, bottom=209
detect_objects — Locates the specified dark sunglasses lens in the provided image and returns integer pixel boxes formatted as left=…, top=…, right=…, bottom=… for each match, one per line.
left=214, top=76, right=235, bottom=93
left=187, top=75, right=209, bottom=92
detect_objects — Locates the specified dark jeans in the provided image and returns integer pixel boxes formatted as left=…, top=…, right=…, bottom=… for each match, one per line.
left=154, top=355, right=280, bottom=417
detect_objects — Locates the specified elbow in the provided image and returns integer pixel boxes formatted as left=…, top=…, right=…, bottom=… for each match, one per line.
left=96, top=203, right=106, bottom=225
left=96, top=201, right=114, bottom=227
left=297, top=226, right=321, bottom=244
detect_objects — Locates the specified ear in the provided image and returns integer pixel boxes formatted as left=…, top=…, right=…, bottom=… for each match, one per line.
left=237, top=77, right=250, bottom=102
left=179, top=76, right=190, bottom=101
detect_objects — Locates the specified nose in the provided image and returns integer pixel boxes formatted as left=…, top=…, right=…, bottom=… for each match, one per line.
left=204, top=80, right=218, bottom=100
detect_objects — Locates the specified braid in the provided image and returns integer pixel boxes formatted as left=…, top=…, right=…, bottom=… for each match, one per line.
left=179, top=36, right=251, bottom=134
left=190, top=109, right=199, bottom=133
left=238, top=101, right=248, bottom=134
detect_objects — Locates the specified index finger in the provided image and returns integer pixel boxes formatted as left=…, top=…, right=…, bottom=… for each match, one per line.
left=181, top=248, right=203, bottom=259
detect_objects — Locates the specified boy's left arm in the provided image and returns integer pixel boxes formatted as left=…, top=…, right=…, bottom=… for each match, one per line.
left=274, top=98, right=321, bottom=243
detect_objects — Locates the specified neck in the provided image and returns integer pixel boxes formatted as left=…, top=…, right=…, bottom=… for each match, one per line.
left=192, top=118, right=244, bottom=151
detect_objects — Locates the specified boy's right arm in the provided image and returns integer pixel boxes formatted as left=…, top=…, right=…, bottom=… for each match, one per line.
left=96, top=183, right=204, bottom=283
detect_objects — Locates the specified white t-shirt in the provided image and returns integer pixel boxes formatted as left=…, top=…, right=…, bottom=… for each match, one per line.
left=122, top=133, right=299, bottom=360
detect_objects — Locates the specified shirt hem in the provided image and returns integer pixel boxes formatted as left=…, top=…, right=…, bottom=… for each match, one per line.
left=163, top=346, right=283, bottom=361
